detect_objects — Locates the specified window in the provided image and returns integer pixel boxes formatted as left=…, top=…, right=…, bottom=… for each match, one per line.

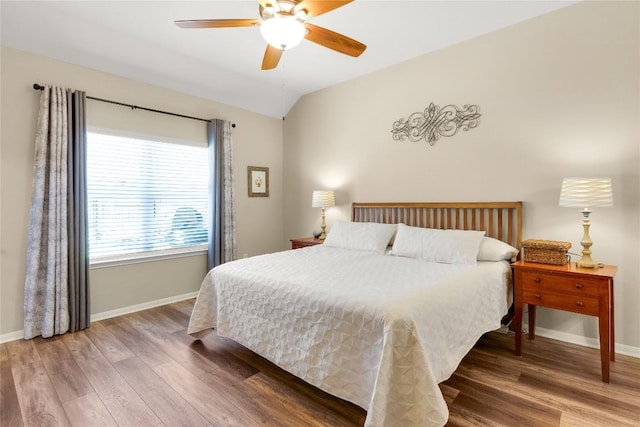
left=87, top=131, right=209, bottom=264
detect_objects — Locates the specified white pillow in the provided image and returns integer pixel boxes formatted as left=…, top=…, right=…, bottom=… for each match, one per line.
left=323, top=221, right=397, bottom=254
left=390, top=223, right=485, bottom=265
left=477, top=237, right=519, bottom=261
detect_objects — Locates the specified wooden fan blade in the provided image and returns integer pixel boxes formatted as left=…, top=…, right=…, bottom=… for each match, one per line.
left=175, top=19, right=260, bottom=29
left=295, top=0, right=353, bottom=18
left=304, top=23, right=366, bottom=57
left=258, top=0, right=280, bottom=11
left=262, top=44, right=283, bottom=70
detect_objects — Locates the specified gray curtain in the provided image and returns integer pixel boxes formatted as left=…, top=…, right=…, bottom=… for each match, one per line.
left=66, top=89, right=90, bottom=333
left=207, top=119, right=236, bottom=270
left=24, top=85, right=90, bottom=339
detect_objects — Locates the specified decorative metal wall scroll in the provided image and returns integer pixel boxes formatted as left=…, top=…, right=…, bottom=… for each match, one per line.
left=391, top=103, right=481, bottom=146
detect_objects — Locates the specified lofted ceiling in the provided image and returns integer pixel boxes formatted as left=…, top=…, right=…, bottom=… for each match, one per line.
left=1, top=1, right=576, bottom=118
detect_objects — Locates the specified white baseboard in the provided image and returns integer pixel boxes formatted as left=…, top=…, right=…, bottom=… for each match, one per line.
left=0, top=330, right=24, bottom=344
left=89, top=291, right=197, bottom=323
left=0, top=292, right=197, bottom=344
left=524, top=323, right=640, bottom=359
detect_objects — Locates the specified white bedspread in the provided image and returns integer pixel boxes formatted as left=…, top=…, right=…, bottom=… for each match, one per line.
left=188, top=246, right=511, bottom=426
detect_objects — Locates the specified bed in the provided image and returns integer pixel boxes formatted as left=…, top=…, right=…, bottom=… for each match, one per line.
left=188, top=201, right=523, bottom=426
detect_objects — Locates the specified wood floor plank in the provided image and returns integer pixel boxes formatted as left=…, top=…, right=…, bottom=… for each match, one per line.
left=83, top=321, right=135, bottom=363
left=152, top=360, right=260, bottom=426
left=60, top=330, right=104, bottom=360
left=518, top=370, right=640, bottom=424
left=72, top=354, right=161, bottom=426
left=0, top=343, right=9, bottom=363
left=156, top=302, right=192, bottom=324
left=455, top=348, right=522, bottom=383
left=62, top=392, right=118, bottom=427
left=6, top=339, right=42, bottom=368
left=453, top=359, right=639, bottom=427
left=96, top=316, right=124, bottom=327
left=461, top=334, right=640, bottom=410
left=137, top=325, right=208, bottom=374
left=134, top=308, right=185, bottom=334
left=191, top=330, right=363, bottom=425
left=36, top=338, right=94, bottom=403
left=106, top=321, right=172, bottom=368
left=445, top=373, right=561, bottom=426
left=172, top=350, right=280, bottom=424
left=171, top=330, right=260, bottom=380
left=245, top=372, right=362, bottom=427
left=242, top=373, right=335, bottom=427
left=113, top=310, right=217, bottom=376
left=196, top=331, right=301, bottom=386
left=478, top=331, right=640, bottom=391
left=118, top=310, right=154, bottom=331
left=608, top=352, right=640, bottom=378
left=12, top=365, right=70, bottom=426
left=278, top=373, right=367, bottom=424
left=451, top=333, right=640, bottom=425
left=113, top=356, right=210, bottom=427
left=171, top=299, right=197, bottom=318
left=558, top=410, right=635, bottom=427
left=525, top=360, right=640, bottom=405
left=130, top=322, right=229, bottom=380
left=447, top=403, right=505, bottom=427
left=439, top=383, right=459, bottom=407
left=1, top=364, right=24, bottom=427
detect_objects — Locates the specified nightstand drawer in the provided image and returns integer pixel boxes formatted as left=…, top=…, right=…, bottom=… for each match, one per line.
left=290, top=237, right=323, bottom=249
left=292, top=241, right=313, bottom=249
left=522, top=289, right=599, bottom=315
left=520, top=271, right=600, bottom=297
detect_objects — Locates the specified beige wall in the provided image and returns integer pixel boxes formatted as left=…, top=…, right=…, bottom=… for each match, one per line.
left=1, top=47, right=284, bottom=337
left=284, top=2, right=640, bottom=351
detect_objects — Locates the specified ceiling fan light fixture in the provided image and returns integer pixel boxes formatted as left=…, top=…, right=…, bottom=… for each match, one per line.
left=260, top=16, right=306, bottom=50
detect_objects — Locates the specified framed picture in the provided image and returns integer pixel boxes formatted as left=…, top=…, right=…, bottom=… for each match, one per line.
left=248, top=166, right=269, bottom=197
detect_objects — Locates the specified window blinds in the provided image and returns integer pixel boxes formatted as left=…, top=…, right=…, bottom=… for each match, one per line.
left=86, top=132, right=209, bottom=261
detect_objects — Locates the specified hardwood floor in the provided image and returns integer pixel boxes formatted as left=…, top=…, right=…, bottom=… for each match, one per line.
left=1, top=299, right=639, bottom=426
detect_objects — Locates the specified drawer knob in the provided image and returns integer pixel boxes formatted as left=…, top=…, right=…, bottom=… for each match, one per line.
left=535, top=293, right=541, bottom=299
left=576, top=283, right=583, bottom=289
left=576, top=301, right=584, bottom=307
left=534, top=277, right=541, bottom=283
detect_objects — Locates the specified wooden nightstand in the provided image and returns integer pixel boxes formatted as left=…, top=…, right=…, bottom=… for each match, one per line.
left=290, top=237, right=323, bottom=249
left=512, top=260, right=617, bottom=382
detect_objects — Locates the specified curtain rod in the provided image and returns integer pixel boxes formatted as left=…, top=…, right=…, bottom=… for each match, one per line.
left=33, top=83, right=236, bottom=128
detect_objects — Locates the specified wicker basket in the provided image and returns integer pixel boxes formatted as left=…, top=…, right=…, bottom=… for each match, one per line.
left=522, top=239, right=571, bottom=265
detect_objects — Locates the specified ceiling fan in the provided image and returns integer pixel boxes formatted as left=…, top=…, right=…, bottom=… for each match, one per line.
left=175, top=0, right=366, bottom=70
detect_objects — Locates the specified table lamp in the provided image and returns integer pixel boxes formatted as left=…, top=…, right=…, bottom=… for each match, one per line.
left=312, top=190, right=335, bottom=239
left=559, top=177, right=613, bottom=268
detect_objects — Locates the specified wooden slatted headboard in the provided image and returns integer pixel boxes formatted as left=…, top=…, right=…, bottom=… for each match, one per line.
left=352, top=202, right=523, bottom=249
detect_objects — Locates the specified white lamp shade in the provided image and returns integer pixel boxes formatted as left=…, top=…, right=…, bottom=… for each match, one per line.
left=312, top=190, right=335, bottom=208
left=559, top=177, right=613, bottom=209
left=260, top=16, right=306, bottom=50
